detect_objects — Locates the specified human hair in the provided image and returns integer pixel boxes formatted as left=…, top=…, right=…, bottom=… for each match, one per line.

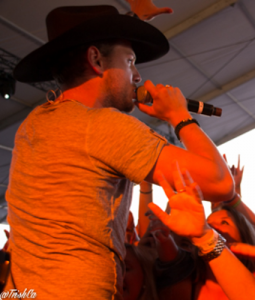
left=221, top=205, right=255, bottom=272
left=125, top=244, right=159, bottom=300
left=51, top=39, right=119, bottom=89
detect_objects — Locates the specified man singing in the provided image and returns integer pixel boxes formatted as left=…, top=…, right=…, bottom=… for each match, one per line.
left=5, top=4, right=234, bottom=300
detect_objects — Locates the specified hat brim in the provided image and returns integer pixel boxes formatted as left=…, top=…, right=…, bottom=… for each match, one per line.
left=13, top=15, right=169, bottom=83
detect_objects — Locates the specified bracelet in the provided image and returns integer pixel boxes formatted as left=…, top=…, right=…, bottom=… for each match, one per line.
left=224, top=193, right=241, bottom=208
left=232, top=198, right=242, bottom=208
left=200, top=234, right=226, bottom=262
left=224, top=192, right=238, bottom=203
left=174, top=118, right=200, bottom=141
left=140, top=190, right=153, bottom=194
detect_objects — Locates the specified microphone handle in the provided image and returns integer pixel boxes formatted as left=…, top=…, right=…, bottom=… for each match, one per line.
left=136, top=86, right=222, bottom=117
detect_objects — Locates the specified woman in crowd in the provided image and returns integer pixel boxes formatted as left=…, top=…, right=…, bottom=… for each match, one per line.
left=207, top=205, right=255, bottom=273
left=144, top=162, right=255, bottom=300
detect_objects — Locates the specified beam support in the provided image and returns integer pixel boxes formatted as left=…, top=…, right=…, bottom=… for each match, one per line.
left=197, top=69, right=255, bottom=103
left=0, top=16, right=45, bottom=45
left=0, top=145, right=12, bottom=152
left=215, top=122, right=255, bottom=146
left=164, top=0, right=238, bottom=39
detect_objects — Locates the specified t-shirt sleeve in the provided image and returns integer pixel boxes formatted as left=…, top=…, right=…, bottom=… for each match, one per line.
left=86, top=108, right=168, bottom=183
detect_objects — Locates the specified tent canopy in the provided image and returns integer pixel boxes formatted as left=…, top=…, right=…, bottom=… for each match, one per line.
left=0, top=0, right=255, bottom=223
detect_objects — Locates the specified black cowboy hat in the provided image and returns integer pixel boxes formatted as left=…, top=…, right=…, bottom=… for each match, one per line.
left=13, top=5, right=169, bottom=83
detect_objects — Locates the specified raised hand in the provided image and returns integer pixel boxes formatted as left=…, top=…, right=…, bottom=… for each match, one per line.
left=125, top=0, right=173, bottom=21
left=148, top=163, right=209, bottom=240
left=223, top=154, right=244, bottom=196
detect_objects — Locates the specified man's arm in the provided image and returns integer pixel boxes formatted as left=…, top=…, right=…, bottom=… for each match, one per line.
left=137, top=81, right=234, bottom=202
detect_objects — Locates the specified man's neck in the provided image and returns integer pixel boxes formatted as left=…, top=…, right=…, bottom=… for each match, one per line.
left=60, top=79, right=104, bottom=108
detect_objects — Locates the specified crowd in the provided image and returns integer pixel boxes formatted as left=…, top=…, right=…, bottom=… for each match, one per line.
left=2, top=155, right=255, bottom=299
left=1, top=0, right=255, bottom=299
left=124, top=156, right=255, bottom=300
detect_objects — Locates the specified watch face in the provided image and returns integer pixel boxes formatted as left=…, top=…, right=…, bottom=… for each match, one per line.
left=202, top=234, right=226, bottom=262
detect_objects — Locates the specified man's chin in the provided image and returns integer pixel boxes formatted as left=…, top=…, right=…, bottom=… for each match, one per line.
left=122, top=102, right=135, bottom=113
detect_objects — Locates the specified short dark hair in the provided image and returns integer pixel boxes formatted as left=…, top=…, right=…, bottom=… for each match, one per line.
left=51, top=40, right=119, bottom=89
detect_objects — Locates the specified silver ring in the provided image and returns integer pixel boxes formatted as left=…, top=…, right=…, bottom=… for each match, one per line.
left=178, top=189, right=186, bottom=193
left=165, top=85, right=170, bottom=87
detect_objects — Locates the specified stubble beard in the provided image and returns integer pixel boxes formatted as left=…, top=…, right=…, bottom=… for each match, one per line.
left=103, top=94, right=134, bottom=112
left=102, top=79, right=135, bottom=113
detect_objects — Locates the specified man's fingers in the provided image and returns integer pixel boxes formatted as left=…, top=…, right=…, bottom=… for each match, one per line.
left=144, top=80, right=163, bottom=99
left=135, top=102, right=154, bottom=115
left=144, top=79, right=155, bottom=91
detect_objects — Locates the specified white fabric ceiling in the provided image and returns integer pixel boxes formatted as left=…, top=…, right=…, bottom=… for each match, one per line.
left=0, top=0, right=255, bottom=223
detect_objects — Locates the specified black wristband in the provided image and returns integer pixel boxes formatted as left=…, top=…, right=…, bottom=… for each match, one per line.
left=175, top=118, right=200, bottom=141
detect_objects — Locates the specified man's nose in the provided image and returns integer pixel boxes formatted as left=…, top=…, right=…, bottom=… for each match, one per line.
left=133, top=68, right=142, bottom=84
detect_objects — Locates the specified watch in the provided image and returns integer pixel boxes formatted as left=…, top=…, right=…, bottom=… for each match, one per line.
left=201, top=234, right=226, bottom=262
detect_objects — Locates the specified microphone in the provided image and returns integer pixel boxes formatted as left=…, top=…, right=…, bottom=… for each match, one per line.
left=136, top=86, right=222, bottom=117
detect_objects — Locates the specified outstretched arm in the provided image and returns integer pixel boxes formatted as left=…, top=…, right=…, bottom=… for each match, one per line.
left=224, top=154, right=244, bottom=197
left=137, top=181, right=153, bottom=238
left=149, top=164, right=255, bottom=300
left=140, top=81, right=234, bottom=202
left=214, top=154, right=255, bottom=226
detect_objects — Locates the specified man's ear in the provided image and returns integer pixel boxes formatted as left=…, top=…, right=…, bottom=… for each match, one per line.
left=86, top=46, right=105, bottom=75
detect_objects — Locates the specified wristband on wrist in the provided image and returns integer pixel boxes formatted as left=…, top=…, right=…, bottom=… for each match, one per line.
left=192, top=229, right=219, bottom=255
left=174, top=118, right=200, bottom=141
left=231, top=198, right=242, bottom=208
left=224, top=193, right=238, bottom=203
left=140, top=190, right=152, bottom=194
